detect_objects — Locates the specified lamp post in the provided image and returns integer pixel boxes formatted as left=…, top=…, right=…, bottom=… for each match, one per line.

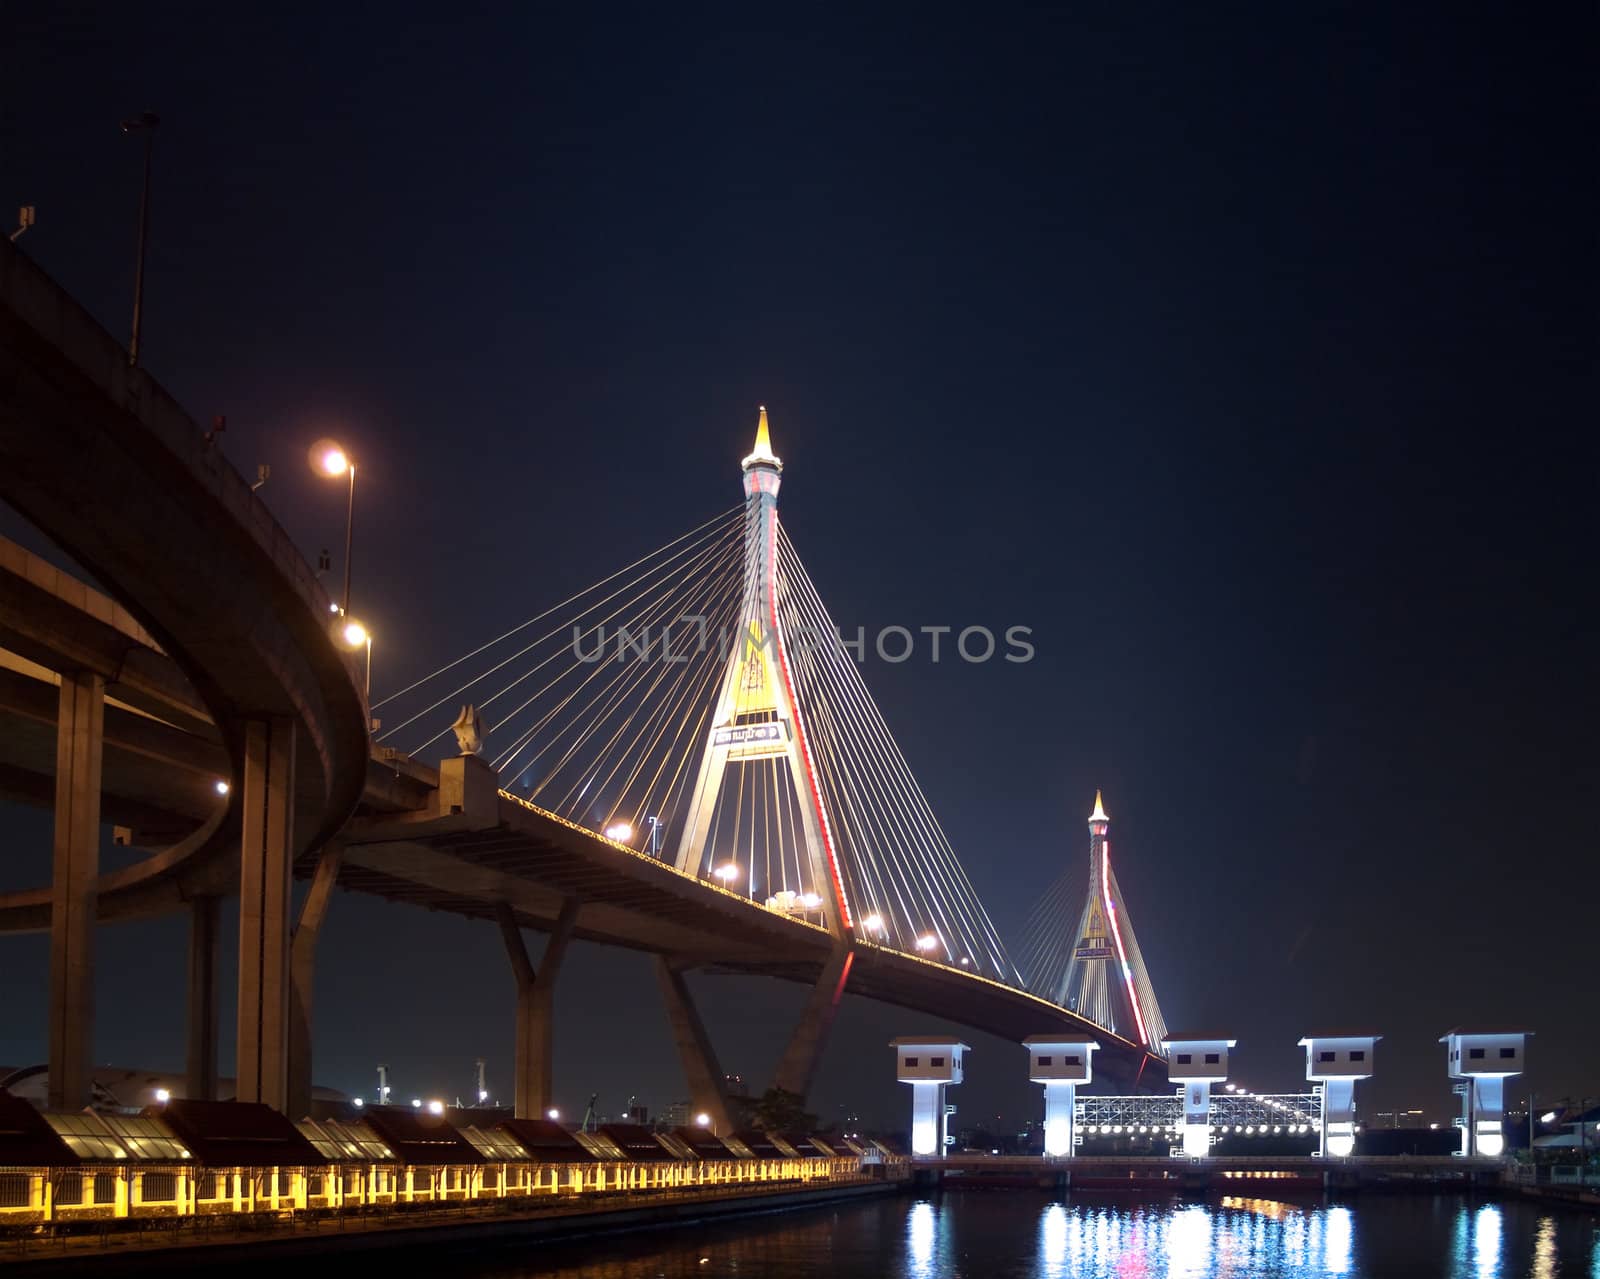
left=120, top=111, right=159, bottom=368
left=310, top=439, right=357, bottom=619
left=340, top=619, right=372, bottom=698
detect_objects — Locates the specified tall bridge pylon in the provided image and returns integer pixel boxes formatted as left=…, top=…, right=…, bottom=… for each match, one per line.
left=670, top=409, right=848, bottom=939
left=374, top=408, right=1014, bottom=977
left=1020, top=792, right=1169, bottom=1054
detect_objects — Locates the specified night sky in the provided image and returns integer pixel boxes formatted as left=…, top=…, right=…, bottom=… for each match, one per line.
left=2, top=3, right=1595, bottom=1133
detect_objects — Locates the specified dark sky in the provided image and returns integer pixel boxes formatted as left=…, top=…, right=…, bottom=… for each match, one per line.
left=1, top=3, right=1595, bottom=1131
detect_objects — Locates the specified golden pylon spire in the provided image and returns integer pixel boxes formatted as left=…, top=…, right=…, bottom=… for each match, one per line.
left=742, top=404, right=782, bottom=471
left=1089, top=789, right=1109, bottom=823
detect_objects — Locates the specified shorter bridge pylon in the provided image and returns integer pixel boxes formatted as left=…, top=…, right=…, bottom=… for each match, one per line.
left=1020, top=792, right=1169, bottom=1053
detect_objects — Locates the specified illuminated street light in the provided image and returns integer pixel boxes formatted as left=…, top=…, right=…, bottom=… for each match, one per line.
left=411, top=1099, right=422, bottom=1108
left=427, top=1099, right=444, bottom=1115
left=1541, top=1110, right=1558, bottom=1124
left=353, top=1098, right=364, bottom=1108
left=915, top=934, right=938, bottom=951
left=695, top=1112, right=711, bottom=1127
left=862, top=913, right=884, bottom=933
left=605, top=822, right=633, bottom=842
left=214, top=779, right=230, bottom=796
left=798, top=892, right=822, bottom=909
left=547, top=1108, right=560, bottom=1121
left=154, top=1088, right=170, bottom=1103
left=713, top=863, right=739, bottom=884
left=309, top=437, right=358, bottom=621
left=336, top=619, right=374, bottom=699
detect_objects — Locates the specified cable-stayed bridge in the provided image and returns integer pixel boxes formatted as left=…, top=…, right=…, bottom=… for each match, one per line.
left=0, top=235, right=1170, bottom=1122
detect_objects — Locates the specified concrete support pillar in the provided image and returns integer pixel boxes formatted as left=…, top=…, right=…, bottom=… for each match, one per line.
left=48, top=670, right=104, bottom=1111
left=496, top=898, right=579, bottom=1119
left=185, top=896, right=220, bottom=1101
left=236, top=717, right=296, bottom=1110
left=772, top=942, right=853, bottom=1098
left=288, top=843, right=344, bottom=1119
left=1180, top=1081, right=1213, bottom=1157
left=655, top=957, right=732, bottom=1134
left=1042, top=1082, right=1078, bottom=1157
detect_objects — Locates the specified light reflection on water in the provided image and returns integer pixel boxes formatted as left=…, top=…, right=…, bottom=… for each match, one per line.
left=417, top=1193, right=1600, bottom=1279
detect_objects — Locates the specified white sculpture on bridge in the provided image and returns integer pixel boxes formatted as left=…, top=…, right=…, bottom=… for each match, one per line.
left=451, top=704, right=484, bottom=756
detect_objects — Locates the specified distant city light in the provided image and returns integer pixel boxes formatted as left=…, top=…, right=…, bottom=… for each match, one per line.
left=213, top=779, right=230, bottom=796
left=713, top=863, right=739, bottom=883
left=411, top=1099, right=423, bottom=1108
left=154, top=1088, right=170, bottom=1103
left=604, top=822, right=633, bottom=842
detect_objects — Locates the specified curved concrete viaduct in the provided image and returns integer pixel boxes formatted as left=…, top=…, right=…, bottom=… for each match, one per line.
left=0, top=237, right=370, bottom=1110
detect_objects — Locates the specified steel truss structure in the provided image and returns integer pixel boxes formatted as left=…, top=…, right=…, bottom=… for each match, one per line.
left=1074, top=1090, right=1325, bottom=1144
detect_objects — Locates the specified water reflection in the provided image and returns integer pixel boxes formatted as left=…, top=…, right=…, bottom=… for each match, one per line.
left=415, top=1191, right=1600, bottom=1279
left=906, top=1200, right=935, bottom=1279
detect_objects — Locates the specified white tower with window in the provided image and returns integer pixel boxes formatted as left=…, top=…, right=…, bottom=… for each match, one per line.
left=1441, top=1029, right=1527, bottom=1157
left=1163, top=1034, right=1236, bottom=1157
left=1024, top=1034, right=1099, bottom=1157
left=1299, top=1032, right=1379, bottom=1157
left=891, top=1037, right=968, bottom=1156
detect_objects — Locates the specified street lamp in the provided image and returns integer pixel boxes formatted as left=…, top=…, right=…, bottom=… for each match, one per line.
left=310, top=439, right=357, bottom=621
left=120, top=110, right=159, bottom=367
left=695, top=1111, right=716, bottom=1135
left=605, top=821, right=633, bottom=843
left=338, top=618, right=373, bottom=698
left=713, top=863, right=739, bottom=885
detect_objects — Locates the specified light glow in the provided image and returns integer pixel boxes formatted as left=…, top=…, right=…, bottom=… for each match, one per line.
left=427, top=1099, right=445, bottom=1115
left=915, top=933, right=938, bottom=951
left=765, top=506, right=852, bottom=926
left=695, top=1112, right=711, bottom=1127
left=353, top=1098, right=364, bottom=1108
left=313, top=443, right=350, bottom=477
left=798, top=892, right=822, bottom=909
left=1101, top=841, right=1150, bottom=1046
left=863, top=913, right=885, bottom=932
left=154, top=1088, right=170, bottom=1103
left=1327, top=1132, right=1355, bottom=1157
left=713, top=863, right=740, bottom=883
left=547, top=1108, right=560, bottom=1120
left=1476, top=1132, right=1504, bottom=1157
left=214, top=779, right=230, bottom=795
left=604, top=822, right=633, bottom=842
left=341, top=619, right=369, bottom=648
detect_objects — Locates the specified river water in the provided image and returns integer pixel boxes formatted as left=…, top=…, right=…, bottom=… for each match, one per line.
left=447, top=1192, right=1600, bottom=1279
